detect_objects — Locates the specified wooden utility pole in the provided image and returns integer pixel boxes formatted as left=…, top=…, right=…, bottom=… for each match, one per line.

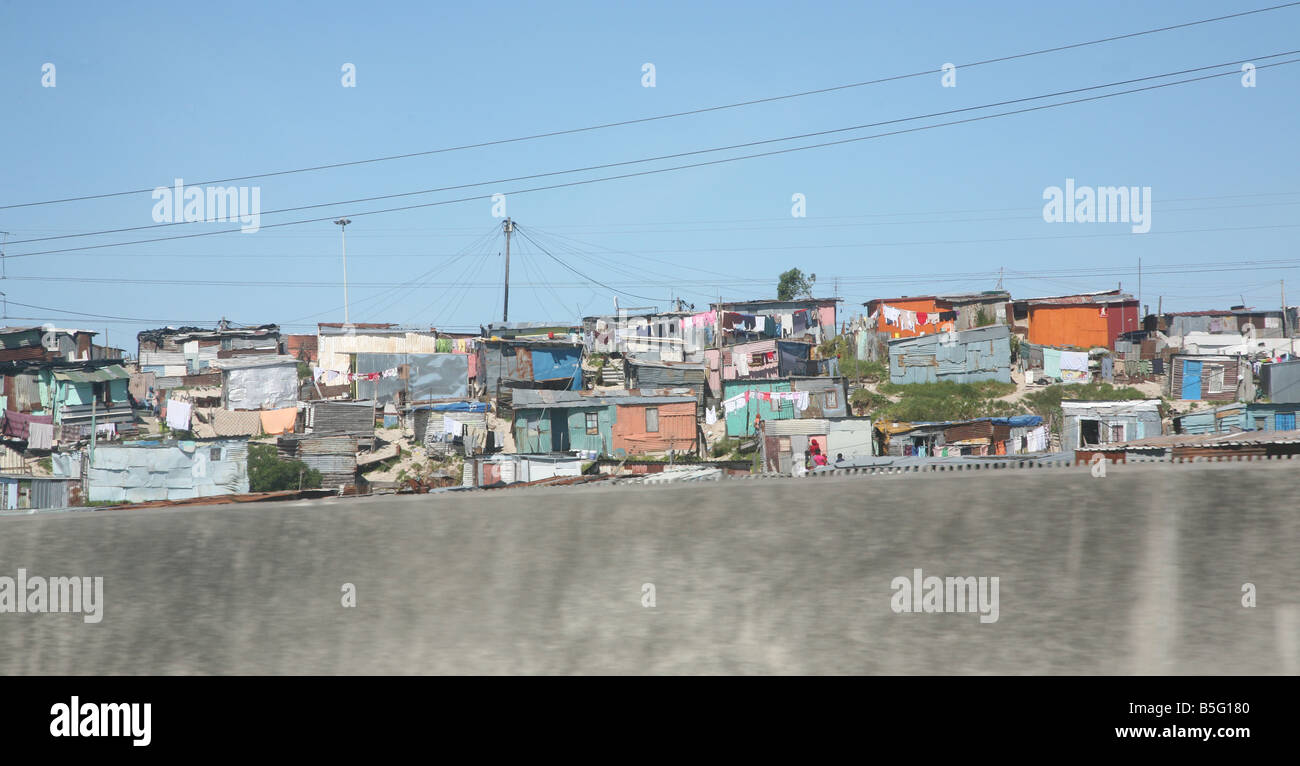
left=502, top=218, right=514, bottom=322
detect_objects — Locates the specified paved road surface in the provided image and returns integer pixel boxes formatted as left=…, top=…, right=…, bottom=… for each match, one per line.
left=1, top=460, right=1296, bottom=674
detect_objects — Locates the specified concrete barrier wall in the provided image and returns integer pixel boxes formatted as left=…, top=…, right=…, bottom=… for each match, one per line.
left=0, top=461, right=1296, bottom=674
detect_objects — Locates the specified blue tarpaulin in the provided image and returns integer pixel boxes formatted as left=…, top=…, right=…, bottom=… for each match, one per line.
left=420, top=401, right=487, bottom=412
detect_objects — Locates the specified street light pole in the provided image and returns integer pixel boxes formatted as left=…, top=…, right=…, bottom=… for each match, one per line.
left=334, top=219, right=352, bottom=323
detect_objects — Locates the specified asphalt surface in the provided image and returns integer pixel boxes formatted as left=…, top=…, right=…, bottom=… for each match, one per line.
left=0, top=460, right=1296, bottom=674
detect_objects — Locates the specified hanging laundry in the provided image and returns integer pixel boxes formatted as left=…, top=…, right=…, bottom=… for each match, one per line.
left=899, top=311, right=916, bottom=331
left=259, top=407, right=297, bottom=436
left=916, top=312, right=928, bottom=325
left=27, top=422, right=55, bottom=450
left=882, top=305, right=901, bottom=326
left=754, top=316, right=766, bottom=332
left=734, top=351, right=750, bottom=377
left=166, top=399, right=192, bottom=431
left=705, top=407, right=717, bottom=425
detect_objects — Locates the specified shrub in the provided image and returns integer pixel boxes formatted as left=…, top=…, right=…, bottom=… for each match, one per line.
left=248, top=442, right=321, bottom=492
left=1021, top=382, right=1150, bottom=434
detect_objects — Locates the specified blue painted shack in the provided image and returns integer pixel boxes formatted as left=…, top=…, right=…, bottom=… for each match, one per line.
left=887, top=325, right=1012, bottom=385
left=478, top=339, right=584, bottom=396
left=1174, top=402, right=1300, bottom=434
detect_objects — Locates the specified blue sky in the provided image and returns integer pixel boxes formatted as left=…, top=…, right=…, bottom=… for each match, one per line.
left=1, top=0, right=1297, bottom=347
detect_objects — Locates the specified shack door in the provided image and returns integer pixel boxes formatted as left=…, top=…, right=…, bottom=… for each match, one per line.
left=550, top=410, right=570, bottom=452
left=1181, top=360, right=1202, bottom=400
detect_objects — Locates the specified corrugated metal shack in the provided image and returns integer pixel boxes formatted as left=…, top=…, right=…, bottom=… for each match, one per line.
left=1098, top=428, right=1300, bottom=459
left=0, top=474, right=81, bottom=511
left=478, top=339, right=583, bottom=398
left=471, top=453, right=586, bottom=487
left=0, top=326, right=98, bottom=363
left=721, top=377, right=848, bottom=437
left=1009, top=290, right=1139, bottom=349
left=45, top=363, right=134, bottom=426
left=583, top=311, right=707, bottom=362
left=887, top=325, right=1011, bottom=384
left=1060, top=400, right=1162, bottom=452
left=137, top=324, right=281, bottom=376
left=214, top=356, right=299, bottom=411
left=704, top=339, right=817, bottom=396
left=711, top=298, right=840, bottom=344
left=1173, top=402, right=1300, bottom=434
left=876, top=415, right=1045, bottom=457
left=307, top=400, right=376, bottom=436
left=762, top=418, right=874, bottom=473
left=415, top=402, right=491, bottom=457
left=79, top=439, right=250, bottom=503
left=1168, top=354, right=1249, bottom=401
left=512, top=388, right=697, bottom=457
left=352, top=352, right=468, bottom=404
left=277, top=434, right=359, bottom=491
left=623, top=359, right=706, bottom=410
left=1261, top=358, right=1300, bottom=404
left=315, top=323, right=444, bottom=376
left=1158, top=308, right=1296, bottom=338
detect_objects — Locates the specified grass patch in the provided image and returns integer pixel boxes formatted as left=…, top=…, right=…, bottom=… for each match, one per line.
left=1021, top=382, right=1158, bottom=434
left=869, top=380, right=1020, bottom=422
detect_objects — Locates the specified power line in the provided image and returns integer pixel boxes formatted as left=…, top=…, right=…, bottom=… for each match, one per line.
left=9, top=55, right=1298, bottom=261
left=7, top=222, right=1300, bottom=287
left=514, top=224, right=663, bottom=302
left=6, top=2, right=1296, bottom=212
left=12, top=51, right=1297, bottom=249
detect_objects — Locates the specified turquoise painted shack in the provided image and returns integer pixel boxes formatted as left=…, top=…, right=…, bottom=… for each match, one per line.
left=723, top=380, right=794, bottom=437
left=1174, top=402, right=1300, bottom=434
left=38, top=363, right=133, bottom=426
left=514, top=399, right=614, bottom=455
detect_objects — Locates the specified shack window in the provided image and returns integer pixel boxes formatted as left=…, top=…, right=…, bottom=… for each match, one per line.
left=645, top=408, right=659, bottom=433
left=585, top=412, right=599, bottom=435
left=778, top=437, right=791, bottom=452
left=750, top=353, right=765, bottom=367
left=221, top=338, right=233, bottom=351
left=824, top=390, right=839, bottom=409
left=1080, top=419, right=1101, bottom=446
left=1254, top=415, right=1268, bottom=431
left=1276, top=413, right=1296, bottom=431
left=1110, top=423, right=1125, bottom=443
left=1204, top=364, right=1225, bottom=394
left=210, top=447, right=222, bottom=461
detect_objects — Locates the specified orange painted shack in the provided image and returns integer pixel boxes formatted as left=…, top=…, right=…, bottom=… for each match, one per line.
left=1012, top=290, right=1140, bottom=349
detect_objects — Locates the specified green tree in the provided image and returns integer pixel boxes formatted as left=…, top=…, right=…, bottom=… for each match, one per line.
left=777, top=268, right=816, bottom=300
left=248, top=442, right=322, bottom=492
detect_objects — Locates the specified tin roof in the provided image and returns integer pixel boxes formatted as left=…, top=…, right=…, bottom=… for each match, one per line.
left=51, top=363, right=130, bottom=382
left=1114, top=429, right=1300, bottom=449
left=512, top=388, right=696, bottom=409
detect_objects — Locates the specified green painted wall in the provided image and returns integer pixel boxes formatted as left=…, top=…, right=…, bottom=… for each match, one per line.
left=514, top=405, right=613, bottom=454
left=723, top=380, right=794, bottom=437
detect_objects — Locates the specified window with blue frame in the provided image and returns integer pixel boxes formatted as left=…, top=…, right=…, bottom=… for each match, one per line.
left=1276, top=413, right=1296, bottom=431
